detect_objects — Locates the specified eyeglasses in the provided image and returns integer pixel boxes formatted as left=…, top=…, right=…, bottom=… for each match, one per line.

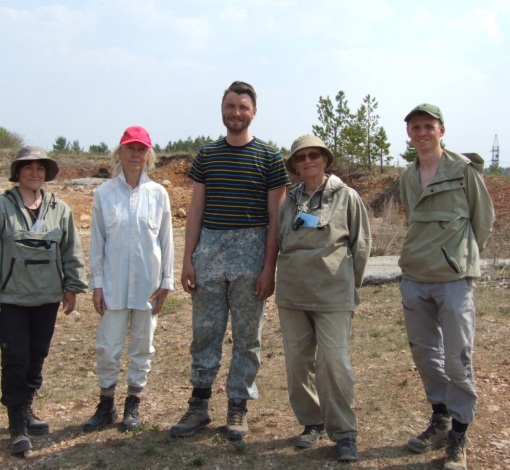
left=292, top=151, right=323, bottom=163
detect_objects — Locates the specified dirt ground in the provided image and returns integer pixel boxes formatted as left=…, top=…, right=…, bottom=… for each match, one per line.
left=0, top=155, right=509, bottom=469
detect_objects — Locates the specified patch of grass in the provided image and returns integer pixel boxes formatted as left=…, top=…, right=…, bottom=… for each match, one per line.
left=371, top=331, right=381, bottom=338
left=212, top=433, right=227, bottom=445
left=192, top=456, right=205, bottom=466
left=93, top=456, right=108, bottom=468
left=231, top=439, right=247, bottom=453
left=143, top=445, right=157, bottom=456
left=160, top=298, right=186, bottom=316
left=398, top=379, right=408, bottom=387
left=500, top=306, right=510, bottom=315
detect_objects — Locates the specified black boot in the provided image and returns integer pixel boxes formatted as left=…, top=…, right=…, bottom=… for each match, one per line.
left=24, top=390, right=50, bottom=435
left=83, top=395, right=118, bottom=433
left=8, top=405, right=32, bottom=454
left=122, top=395, right=141, bottom=431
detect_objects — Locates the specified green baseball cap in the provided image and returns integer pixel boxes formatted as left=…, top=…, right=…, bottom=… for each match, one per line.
left=404, top=103, right=444, bottom=124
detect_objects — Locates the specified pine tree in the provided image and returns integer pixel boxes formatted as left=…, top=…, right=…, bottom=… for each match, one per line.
left=312, top=91, right=352, bottom=165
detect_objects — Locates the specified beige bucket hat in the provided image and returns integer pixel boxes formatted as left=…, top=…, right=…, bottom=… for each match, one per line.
left=284, top=135, right=335, bottom=175
left=10, top=146, right=59, bottom=182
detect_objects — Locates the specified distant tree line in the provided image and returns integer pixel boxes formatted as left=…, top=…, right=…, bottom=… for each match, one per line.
left=312, top=91, right=392, bottom=174
left=0, top=127, right=24, bottom=149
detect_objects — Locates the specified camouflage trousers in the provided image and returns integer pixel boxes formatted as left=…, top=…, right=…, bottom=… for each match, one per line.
left=190, top=227, right=267, bottom=400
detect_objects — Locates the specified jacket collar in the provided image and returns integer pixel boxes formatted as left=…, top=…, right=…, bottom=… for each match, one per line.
left=287, top=174, right=346, bottom=202
left=118, top=168, right=151, bottom=189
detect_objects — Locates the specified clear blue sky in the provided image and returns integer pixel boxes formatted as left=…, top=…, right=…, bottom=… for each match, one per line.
left=1, top=0, right=509, bottom=167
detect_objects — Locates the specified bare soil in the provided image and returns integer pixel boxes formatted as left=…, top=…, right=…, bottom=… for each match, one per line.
left=0, top=155, right=509, bottom=469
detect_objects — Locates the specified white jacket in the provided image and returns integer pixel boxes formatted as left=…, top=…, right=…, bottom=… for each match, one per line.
left=89, top=170, right=174, bottom=310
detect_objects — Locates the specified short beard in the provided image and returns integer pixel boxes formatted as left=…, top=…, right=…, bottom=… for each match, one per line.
left=222, top=114, right=252, bottom=134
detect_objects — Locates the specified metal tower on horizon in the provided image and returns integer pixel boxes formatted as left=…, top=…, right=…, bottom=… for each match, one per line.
left=491, top=135, right=499, bottom=167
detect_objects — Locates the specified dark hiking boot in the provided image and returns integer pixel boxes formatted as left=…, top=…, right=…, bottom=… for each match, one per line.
left=443, top=431, right=467, bottom=470
left=24, top=391, right=49, bottom=435
left=170, top=397, right=212, bottom=437
left=407, top=413, right=451, bottom=453
left=295, top=424, right=326, bottom=448
left=83, top=395, right=118, bottom=432
left=337, top=437, right=359, bottom=461
left=8, top=405, right=32, bottom=454
left=122, top=395, right=141, bottom=431
left=226, top=398, right=248, bottom=440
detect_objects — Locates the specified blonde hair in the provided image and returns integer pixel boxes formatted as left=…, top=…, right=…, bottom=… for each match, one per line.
left=110, top=144, right=157, bottom=177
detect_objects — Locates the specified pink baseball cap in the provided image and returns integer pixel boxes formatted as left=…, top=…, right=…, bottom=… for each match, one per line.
left=120, top=126, right=152, bottom=148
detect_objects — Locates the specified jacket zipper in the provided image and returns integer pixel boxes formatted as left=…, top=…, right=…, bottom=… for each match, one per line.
left=441, top=247, right=460, bottom=273
left=24, top=259, right=50, bottom=266
left=1, top=258, right=16, bottom=290
left=55, top=259, right=65, bottom=291
left=427, top=177, right=463, bottom=188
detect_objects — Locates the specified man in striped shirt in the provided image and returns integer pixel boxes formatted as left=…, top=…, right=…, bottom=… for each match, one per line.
left=171, top=81, right=290, bottom=440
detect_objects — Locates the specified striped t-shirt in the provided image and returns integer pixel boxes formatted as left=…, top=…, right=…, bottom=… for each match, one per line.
left=189, top=137, right=290, bottom=230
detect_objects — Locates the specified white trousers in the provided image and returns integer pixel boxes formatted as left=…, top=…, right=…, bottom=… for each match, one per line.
left=96, top=308, right=158, bottom=393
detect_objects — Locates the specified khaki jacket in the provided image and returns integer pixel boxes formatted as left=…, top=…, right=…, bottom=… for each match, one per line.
left=276, top=175, right=371, bottom=312
left=399, top=150, right=494, bottom=282
left=0, top=188, right=87, bottom=306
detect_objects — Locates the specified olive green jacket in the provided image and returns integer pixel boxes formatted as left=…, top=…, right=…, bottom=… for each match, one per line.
left=399, top=150, right=494, bottom=282
left=0, top=188, right=88, bottom=306
left=276, top=175, right=371, bottom=312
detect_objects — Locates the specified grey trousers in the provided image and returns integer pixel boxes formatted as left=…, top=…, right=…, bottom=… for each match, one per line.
left=278, top=307, right=358, bottom=441
left=190, top=227, right=267, bottom=400
left=400, top=278, right=477, bottom=424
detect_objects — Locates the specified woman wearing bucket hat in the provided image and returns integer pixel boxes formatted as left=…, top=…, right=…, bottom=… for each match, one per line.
left=84, top=126, right=174, bottom=433
left=0, top=146, right=88, bottom=454
left=275, top=135, right=371, bottom=461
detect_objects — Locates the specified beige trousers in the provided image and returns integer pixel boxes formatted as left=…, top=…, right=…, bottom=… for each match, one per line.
left=278, top=307, right=357, bottom=441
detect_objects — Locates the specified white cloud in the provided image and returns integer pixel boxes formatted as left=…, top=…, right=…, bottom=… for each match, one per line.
left=493, top=0, right=510, bottom=12
left=220, top=7, right=249, bottom=23
left=447, top=8, right=502, bottom=43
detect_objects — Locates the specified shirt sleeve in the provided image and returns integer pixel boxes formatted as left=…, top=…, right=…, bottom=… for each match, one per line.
left=158, top=188, right=175, bottom=291
left=267, top=152, right=291, bottom=190
left=89, top=190, right=106, bottom=289
left=465, top=165, right=495, bottom=252
left=188, top=151, right=206, bottom=184
left=348, top=191, right=372, bottom=287
left=59, top=203, right=88, bottom=293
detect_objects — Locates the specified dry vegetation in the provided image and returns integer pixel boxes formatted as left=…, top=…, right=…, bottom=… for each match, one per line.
left=0, top=153, right=509, bottom=469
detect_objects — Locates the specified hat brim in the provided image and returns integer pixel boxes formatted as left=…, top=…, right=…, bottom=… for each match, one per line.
left=9, top=159, right=60, bottom=183
left=285, top=147, right=335, bottom=176
left=120, top=138, right=151, bottom=147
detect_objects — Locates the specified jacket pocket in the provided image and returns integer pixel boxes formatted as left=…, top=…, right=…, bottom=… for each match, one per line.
left=441, top=246, right=461, bottom=273
left=148, top=196, right=163, bottom=231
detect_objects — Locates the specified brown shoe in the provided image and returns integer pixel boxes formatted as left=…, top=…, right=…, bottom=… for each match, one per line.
left=170, top=397, right=212, bottom=437
left=408, top=413, right=450, bottom=453
left=226, top=398, right=248, bottom=440
left=443, top=431, right=467, bottom=470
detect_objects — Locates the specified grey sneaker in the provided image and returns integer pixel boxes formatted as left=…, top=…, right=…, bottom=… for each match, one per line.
left=336, top=437, right=358, bottom=461
left=407, top=413, right=451, bottom=453
left=226, top=398, right=248, bottom=440
left=295, top=424, right=326, bottom=448
left=170, top=397, right=212, bottom=437
left=443, top=431, right=467, bottom=470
